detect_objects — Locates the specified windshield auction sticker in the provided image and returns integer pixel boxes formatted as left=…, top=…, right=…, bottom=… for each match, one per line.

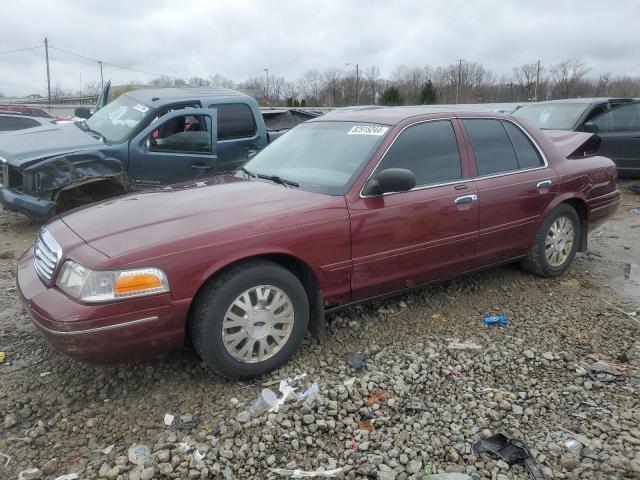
left=347, top=125, right=389, bottom=136
left=134, top=104, right=150, bottom=113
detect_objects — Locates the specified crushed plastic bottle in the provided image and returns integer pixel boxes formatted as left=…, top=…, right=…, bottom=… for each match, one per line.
left=483, top=314, right=509, bottom=327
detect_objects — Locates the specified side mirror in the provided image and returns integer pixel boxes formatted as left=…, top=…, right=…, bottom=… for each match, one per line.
left=583, top=122, right=599, bottom=134
left=364, top=168, right=416, bottom=196
left=74, top=107, right=91, bottom=119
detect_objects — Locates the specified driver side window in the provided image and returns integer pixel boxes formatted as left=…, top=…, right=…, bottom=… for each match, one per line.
left=148, top=114, right=212, bottom=153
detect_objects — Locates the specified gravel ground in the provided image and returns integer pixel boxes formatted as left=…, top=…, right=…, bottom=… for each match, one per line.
left=1, top=182, right=639, bottom=480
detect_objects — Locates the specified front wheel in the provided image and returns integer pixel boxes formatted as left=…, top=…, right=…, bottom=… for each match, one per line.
left=190, top=260, right=309, bottom=379
left=521, top=203, right=580, bottom=277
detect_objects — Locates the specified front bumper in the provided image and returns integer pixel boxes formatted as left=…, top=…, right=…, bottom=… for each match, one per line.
left=17, top=248, right=191, bottom=364
left=0, top=185, right=56, bottom=219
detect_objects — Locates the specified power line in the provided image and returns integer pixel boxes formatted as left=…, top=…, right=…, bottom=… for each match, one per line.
left=0, top=46, right=43, bottom=55
left=48, top=45, right=182, bottom=80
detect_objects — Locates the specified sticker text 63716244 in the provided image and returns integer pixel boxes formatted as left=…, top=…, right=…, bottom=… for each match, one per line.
left=347, top=125, right=389, bottom=136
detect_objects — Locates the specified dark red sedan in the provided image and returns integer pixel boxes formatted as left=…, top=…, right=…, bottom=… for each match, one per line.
left=17, top=108, right=621, bottom=378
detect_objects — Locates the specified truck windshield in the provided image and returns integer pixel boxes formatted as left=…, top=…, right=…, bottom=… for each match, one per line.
left=513, top=103, right=589, bottom=130
left=85, top=96, right=151, bottom=143
left=242, top=121, right=390, bottom=195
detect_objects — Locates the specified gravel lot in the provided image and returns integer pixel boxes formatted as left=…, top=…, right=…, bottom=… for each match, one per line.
left=1, top=182, right=639, bottom=480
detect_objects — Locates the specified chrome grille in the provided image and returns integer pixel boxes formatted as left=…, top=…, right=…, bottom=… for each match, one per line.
left=34, top=228, right=62, bottom=285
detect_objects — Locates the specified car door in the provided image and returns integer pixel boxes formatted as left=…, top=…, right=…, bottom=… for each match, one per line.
left=128, top=108, right=218, bottom=187
left=589, top=101, right=640, bottom=175
left=208, top=103, right=265, bottom=173
left=348, top=119, right=479, bottom=300
left=460, top=117, right=558, bottom=265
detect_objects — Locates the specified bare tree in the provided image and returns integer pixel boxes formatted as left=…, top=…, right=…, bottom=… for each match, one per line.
left=323, top=68, right=342, bottom=107
left=513, top=63, right=540, bottom=101
left=549, top=60, right=590, bottom=98
left=298, top=70, right=323, bottom=106
left=209, top=74, right=234, bottom=89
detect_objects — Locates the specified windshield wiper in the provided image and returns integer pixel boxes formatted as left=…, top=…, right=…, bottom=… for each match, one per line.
left=237, top=166, right=255, bottom=178
left=256, top=174, right=299, bottom=188
left=78, top=120, right=105, bottom=142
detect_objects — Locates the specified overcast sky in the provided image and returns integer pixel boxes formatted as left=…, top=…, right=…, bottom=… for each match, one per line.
left=1, top=0, right=639, bottom=96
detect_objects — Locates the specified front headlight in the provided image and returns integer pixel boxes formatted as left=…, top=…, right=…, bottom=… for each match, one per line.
left=56, top=261, right=170, bottom=302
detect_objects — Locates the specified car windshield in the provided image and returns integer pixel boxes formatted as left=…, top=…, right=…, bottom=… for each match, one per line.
left=513, top=103, right=589, bottom=130
left=85, top=95, right=151, bottom=143
left=241, top=121, right=390, bottom=195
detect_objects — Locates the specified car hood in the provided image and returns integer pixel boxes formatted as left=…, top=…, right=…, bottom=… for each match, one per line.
left=61, top=176, right=347, bottom=259
left=0, top=121, right=102, bottom=166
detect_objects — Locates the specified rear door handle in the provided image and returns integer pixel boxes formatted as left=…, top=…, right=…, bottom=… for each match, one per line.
left=190, top=163, right=212, bottom=171
left=633, top=136, right=640, bottom=142
left=454, top=194, right=478, bottom=205
left=536, top=180, right=552, bottom=189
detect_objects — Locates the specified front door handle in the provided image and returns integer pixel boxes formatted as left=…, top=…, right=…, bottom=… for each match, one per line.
left=536, top=180, right=552, bottom=189
left=190, top=163, right=212, bottom=171
left=454, top=194, right=478, bottom=205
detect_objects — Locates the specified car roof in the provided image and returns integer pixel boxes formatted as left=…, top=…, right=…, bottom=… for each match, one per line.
left=520, top=97, right=633, bottom=106
left=310, top=106, right=509, bottom=126
left=124, top=87, right=253, bottom=105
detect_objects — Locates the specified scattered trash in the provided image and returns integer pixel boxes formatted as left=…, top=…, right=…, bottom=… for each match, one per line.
left=405, top=399, right=428, bottom=412
left=350, top=437, right=359, bottom=450
left=269, top=467, right=343, bottom=477
left=358, top=419, right=374, bottom=431
left=0, top=352, right=4, bottom=364
left=39, top=371, right=52, bottom=377
left=601, top=298, right=640, bottom=325
left=0, top=450, right=10, bottom=467
left=424, top=464, right=432, bottom=475
left=164, top=413, right=175, bottom=425
left=427, top=474, right=479, bottom=480
left=584, top=360, right=627, bottom=382
left=630, top=207, right=640, bottom=215
left=345, top=352, right=367, bottom=370
left=94, top=444, right=114, bottom=455
left=343, top=377, right=355, bottom=388
left=564, top=438, right=584, bottom=456
left=447, top=340, right=482, bottom=351
left=127, top=444, right=151, bottom=465
left=483, top=314, right=509, bottom=327
left=295, top=382, right=319, bottom=401
left=249, top=388, right=279, bottom=416
left=193, top=449, right=204, bottom=463
left=473, top=433, right=545, bottom=480
left=431, top=312, right=447, bottom=321
left=367, top=388, right=386, bottom=405
left=18, top=469, right=42, bottom=480
left=54, top=475, right=79, bottom=480
left=178, top=442, right=194, bottom=453
left=442, top=365, right=463, bottom=377
left=630, top=184, right=640, bottom=195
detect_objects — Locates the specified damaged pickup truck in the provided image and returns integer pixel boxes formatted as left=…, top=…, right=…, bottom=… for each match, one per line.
left=0, top=83, right=314, bottom=219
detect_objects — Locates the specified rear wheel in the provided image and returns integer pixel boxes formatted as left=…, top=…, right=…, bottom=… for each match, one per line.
left=190, top=260, right=309, bottom=379
left=521, top=203, right=580, bottom=277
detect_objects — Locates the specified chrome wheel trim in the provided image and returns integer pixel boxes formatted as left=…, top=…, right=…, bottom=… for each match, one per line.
left=544, top=215, right=575, bottom=267
left=222, top=285, right=294, bottom=363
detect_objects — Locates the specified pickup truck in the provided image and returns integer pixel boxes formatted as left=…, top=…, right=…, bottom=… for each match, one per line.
left=0, top=83, right=311, bottom=219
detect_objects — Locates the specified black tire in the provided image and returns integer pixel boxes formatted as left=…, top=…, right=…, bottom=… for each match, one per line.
left=190, top=260, right=309, bottom=379
left=521, top=203, right=580, bottom=278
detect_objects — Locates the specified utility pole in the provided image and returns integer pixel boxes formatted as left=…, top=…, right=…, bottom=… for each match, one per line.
left=534, top=59, right=540, bottom=102
left=44, top=37, right=51, bottom=111
left=98, top=61, right=104, bottom=89
left=346, top=63, right=359, bottom=105
left=455, top=59, right=463, bottom=105
left=263, top=68, right=269, bottom=106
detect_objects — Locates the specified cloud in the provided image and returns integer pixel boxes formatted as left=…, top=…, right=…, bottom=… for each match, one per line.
left=1, top=0, right=638, bottom=96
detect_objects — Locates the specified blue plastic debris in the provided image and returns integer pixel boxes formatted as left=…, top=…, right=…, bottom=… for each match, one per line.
left=483, top=315, right=509, bottom=327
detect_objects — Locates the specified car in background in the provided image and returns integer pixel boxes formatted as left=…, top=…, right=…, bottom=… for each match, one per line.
left=514, top=98, right=640, bottom=176
left=0, top=104, right=69, bottom=121
left=17, top=107, right=620, bottom=378
left=0, top=113, right=57, bottom=133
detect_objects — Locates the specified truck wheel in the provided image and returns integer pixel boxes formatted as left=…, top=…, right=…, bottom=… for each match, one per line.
left=521, top=203, right=580, bottom=277
left=190, top=260, right=309, bottom=379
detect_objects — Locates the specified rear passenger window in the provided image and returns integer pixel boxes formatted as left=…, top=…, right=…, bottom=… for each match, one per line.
left=209, top=103, right=257, bottom=140
left=376, top=120, right=462, bottom=187
left=503, top=121, right=543, bottom=168
left=463, top=119, right=519, bottom=175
